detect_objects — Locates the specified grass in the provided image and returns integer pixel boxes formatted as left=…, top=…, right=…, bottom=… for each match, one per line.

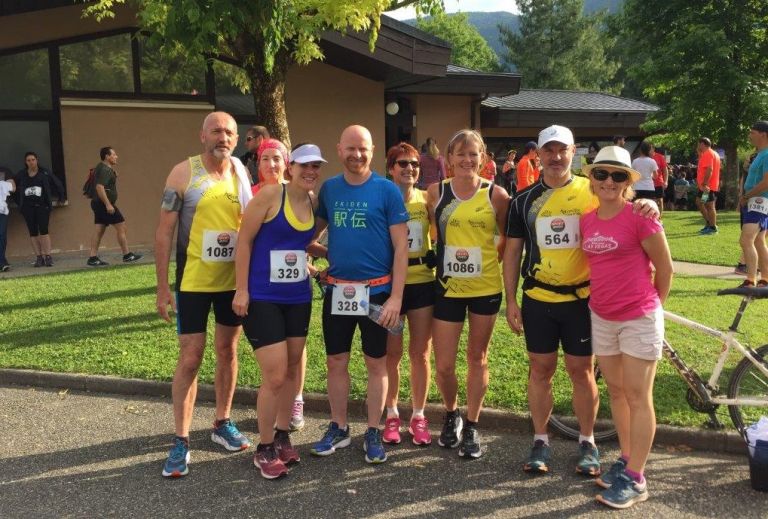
left=1, top=263, right=765, bottom=429
left=661, top=210, right=742, bottom=266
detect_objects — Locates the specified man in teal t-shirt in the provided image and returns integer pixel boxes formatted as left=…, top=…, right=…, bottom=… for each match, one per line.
left=738, top=121, right=768, bottom=287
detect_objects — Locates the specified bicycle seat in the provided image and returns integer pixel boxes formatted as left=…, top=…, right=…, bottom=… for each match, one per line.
left=717, top=286, right=768, bottom=299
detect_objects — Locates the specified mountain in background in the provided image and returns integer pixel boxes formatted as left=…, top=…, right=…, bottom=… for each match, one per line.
left=401, top=0, right=622, bottom=65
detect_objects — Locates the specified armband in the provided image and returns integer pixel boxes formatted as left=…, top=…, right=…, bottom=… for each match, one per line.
left=161, top=188, right=183, bottom=212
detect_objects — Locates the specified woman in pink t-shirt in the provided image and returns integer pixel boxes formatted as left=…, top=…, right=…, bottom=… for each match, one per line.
left=580, top=146, right=673, bottom=509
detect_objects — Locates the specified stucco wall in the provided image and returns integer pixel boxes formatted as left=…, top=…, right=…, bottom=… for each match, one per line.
left=412, top=94, right=472, bottom=160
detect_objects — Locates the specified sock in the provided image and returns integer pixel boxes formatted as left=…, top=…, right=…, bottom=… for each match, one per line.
left=214, top=418, right=230, bottom=428
left=579, top=434, right=595, bottom=446
left=446, top=408, right=459, bottom=417
left=295, top=394, right=303, bottom=402
left=625, top=468, right=645, bottom=485
left=534, top=433, right=549, bottom=445
left=411, top=408, right=425, bottom=419
left=257, top=442, right=274, bottom=451
left=175, top=435, right=189, bottom=446
left=465, top=419, right=477, bottom=428
left=386, top=406, right=399, bottom=419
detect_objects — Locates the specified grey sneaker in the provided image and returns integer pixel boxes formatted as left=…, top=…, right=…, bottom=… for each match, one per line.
left=123, top=252, right=142, bottom=263
left=596, top=472, right=649, bottom=509
left=87, top=256, right=109, bottom=267
left=523, top=440, right=552, bottom=474
left=575, top=441, right=601, bottom=476
left=597, top=458, right=627, bottom=489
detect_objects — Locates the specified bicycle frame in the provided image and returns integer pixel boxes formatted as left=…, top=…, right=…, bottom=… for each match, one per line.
left=664, top=296, right=768, bottom=407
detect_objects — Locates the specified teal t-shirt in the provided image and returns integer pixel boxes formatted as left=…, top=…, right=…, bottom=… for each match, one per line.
left=745, top=148, right=768, bottom=197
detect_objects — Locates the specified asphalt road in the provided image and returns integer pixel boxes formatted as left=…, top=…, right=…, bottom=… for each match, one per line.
left=0, top=385, right=765, bottom=518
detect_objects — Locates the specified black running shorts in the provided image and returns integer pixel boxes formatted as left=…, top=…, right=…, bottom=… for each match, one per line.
left=400, top=281, right=435, bottom=315
left=242, top=301, right=311, bottom=350
left=322, top=290, right=389, bottom=358
left=521, top=294, right=592, bottom=356
left=175, top=290, right=241, bottom=335
left=433, top=292, right=502, bottom=323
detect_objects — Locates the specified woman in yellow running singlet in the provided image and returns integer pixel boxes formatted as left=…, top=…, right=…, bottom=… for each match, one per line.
left=426, top=129, right=509, bottom=459
left=382, top=142, right=436, bottom=447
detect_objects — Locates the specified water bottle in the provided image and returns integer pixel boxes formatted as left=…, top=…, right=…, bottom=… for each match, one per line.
left=360, top=300, right=404, bottom=335
left=701, top=192, right=709, bottom=203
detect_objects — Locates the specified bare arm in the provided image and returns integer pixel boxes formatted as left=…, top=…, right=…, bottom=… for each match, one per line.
left=502, top=237, right=525, bottom=334
left=379, top=222, right=408, bottom=328
left=95, top=184, right=113, bottom=213
left=491, top=184, right=510, bottom=260
left=700, top=166, right=713, bottom=191
left=641, top=231, right=673, bottom=304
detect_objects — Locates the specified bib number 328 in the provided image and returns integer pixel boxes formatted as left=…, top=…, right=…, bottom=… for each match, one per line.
left=202, top=230, right=237, bottom=262
left=331, top=283, right=369, bottom=316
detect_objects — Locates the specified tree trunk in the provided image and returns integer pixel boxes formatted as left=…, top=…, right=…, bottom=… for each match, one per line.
left=722, top=139, right=739, bottom=210
left=247, top=48, right=291, bottom=148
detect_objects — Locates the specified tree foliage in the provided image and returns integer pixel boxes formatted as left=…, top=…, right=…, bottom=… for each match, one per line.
left=498, top=0, right=619, bottom=92
left=416, top=12, right=500, bottom=72
left=84, top=0, right=445, bottom=145
left=618, top=0, right=768, bottom=203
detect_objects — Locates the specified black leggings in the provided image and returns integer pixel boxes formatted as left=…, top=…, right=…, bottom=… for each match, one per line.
left=21, top=204, right=50, bottom=236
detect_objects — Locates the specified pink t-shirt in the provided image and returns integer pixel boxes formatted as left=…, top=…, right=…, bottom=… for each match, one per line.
left=580, top=203, right=663, bottom=321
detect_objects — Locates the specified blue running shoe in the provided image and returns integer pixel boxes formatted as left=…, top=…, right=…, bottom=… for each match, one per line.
left=311, top=422, right=351, bottom=456
left=596, top=472, right=649, bottom=509
left=523, top=440, right=551, bottom=474
left=575, top=441, right=601, bottom=476
left=162, top=437, right=190, bottom=478
left=211, top=419, right=251, bottom=451
left=364, top=427, right=387, bottom=464
left=596, top=458, right=627, bottom=489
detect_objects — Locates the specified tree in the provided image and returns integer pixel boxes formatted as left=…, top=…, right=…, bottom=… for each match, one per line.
left=618, top=0, right=768, bottom=206
left=498, top=0, right=619, bottom=92
left=84, top=0, right=444, bottom=146
left=416, top=12, right=500, bottom=72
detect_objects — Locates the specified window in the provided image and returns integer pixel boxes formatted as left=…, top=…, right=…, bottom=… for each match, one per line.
left=0, top=121, right=52, bottom=178
left=0, top=48, right=52, bottom=110
left=140, top=37, right=207, bottom=96
left=214, top=60, right=255, bottom=115
left=60, top=33, right=134, bottom=92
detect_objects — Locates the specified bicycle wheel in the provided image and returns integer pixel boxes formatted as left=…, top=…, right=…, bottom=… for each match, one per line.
left=549, top=364, right=618, bottom=442
left=727, top=344, right=768, bottom=434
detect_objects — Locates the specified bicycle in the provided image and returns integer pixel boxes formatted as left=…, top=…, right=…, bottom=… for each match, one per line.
left=549, top=285, right=768, bottom=442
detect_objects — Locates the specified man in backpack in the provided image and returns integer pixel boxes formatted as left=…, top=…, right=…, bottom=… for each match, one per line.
left=86, top=146, right=142, bottom=266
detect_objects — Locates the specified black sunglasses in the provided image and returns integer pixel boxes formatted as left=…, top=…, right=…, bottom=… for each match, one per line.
left=591, top=169, right=630, bottom=182
left=395, top=160, right=420, bottom=169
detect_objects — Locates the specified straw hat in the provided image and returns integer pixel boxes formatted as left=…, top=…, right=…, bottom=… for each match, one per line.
left=582, top=145, right=641, bottom=183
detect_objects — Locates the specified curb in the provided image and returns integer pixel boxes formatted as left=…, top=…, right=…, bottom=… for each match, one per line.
left=0, top=368, right=747, bottom=455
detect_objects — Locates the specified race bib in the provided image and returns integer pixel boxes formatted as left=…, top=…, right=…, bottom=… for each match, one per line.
left=747, top=197, right=768, bottom=215
left=201, top=230, right=237, bottom=262
left=407, top=221, right=424, bottom=253
left=536, top=216, right=580, bottom=249
left=443, top=246, right=482, bottom=278
left=269, top=250, right=308, bottom=282
left=24, top=186, right=42, bottom=197
left=331, top=283, right=369, bottom=316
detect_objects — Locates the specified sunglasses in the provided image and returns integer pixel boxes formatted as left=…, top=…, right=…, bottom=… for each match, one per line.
left=296, top=162, right=322, bottom=169
left=246, top=136, right=256, bottom=141
left=395, top=160, right=420, bottom=169
left=591, top=169, right=630, bottom=182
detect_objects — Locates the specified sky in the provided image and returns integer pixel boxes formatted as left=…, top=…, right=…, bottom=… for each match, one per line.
left=387, top=0, right=518, bottom=20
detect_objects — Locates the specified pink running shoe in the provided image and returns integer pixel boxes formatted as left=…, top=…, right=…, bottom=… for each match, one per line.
left=382, top=417, right=402, bottom=444
left=275, top=430, right=300, bottom=464
left=254, top=444, right=288, bottom=480
left=409, top=417, right=432, bottom=446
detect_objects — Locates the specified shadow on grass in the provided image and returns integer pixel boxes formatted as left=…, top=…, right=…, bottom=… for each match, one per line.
left=0, top=312, right=162, bottom=349
left=2, top=285, right=156, bottom=312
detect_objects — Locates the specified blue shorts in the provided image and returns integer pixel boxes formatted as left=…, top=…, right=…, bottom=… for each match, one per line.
left=742, top=205, right=768, bottom=230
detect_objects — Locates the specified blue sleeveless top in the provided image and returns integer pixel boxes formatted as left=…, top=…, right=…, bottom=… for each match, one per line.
left=248, top=185, right=315, bottom=303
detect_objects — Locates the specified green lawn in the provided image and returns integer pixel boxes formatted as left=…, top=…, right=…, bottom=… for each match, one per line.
left=662, top=210, right=742, bottom=266
left=1, top=263, right=765, bottom=429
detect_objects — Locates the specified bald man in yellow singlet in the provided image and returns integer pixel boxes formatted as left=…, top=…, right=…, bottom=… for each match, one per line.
left=155, top=112, right=253, bottom=478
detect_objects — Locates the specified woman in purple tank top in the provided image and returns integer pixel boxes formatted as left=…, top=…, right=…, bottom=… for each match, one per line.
left=232, top=142, right=325, bottom=480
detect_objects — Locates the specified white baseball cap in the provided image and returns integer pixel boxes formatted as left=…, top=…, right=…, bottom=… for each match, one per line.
left=538, top=125, right=574, bottom=147
left=290, top=144, right=327, bottom=164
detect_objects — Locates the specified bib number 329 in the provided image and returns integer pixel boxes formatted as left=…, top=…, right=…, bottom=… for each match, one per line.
left=269, top=250, right=308, bottom=282
left=202, top=230, right=237, bottom=262
left=331, top=283, right=369, bottom=316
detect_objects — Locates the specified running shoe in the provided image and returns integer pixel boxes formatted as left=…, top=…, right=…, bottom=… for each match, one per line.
left=382, top=417, right=402, bottom=444
left=33, top=255, right=43, bottom=267
left=734, top=263, right=747, bottom=275
left=162, top=437, right=190, bottom=478
left=758, top=279, right=768, bottom=288
left=739, top=280, right=756, bottom=288
left=253, top=444, right=288, bottom=480
left=597, top=458, right=628, bottom=489
left=274, top=429, right=300, bottom=464
left=44, top=255, right=53, bottom=267
left=363, top=427, right=387, bottom=464
left=310, top=421, right=351, bottom=456
left=596, top=472, right=649, bottom=509
left=211, top=419, right=251, bottom=451
left=438, top=410, right=463, bottom=448
left=87, top=256, right=109, bottom=267
left=458, top=424, right=483, bottom=459
left=0, top=264, right=9, bottom=272
left=289, top=399, right=305, bottom=431
left=523, top=440, right=552, bottom=474
left=575, top=441, right=601, bottom=476
left=123, top=252, right=143, bottom=263
left=409, top=417, right=432, bottom=446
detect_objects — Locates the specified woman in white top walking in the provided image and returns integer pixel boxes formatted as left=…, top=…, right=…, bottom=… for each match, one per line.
left=630, top=142, right=658, bottom=200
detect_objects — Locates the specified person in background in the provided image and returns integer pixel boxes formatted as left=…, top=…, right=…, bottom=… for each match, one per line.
left=581, top=146, right=673, bottom=509
left=480, top=151, right=497, bottom=182
left=737, top=121, right=768, bottom=288
left=239, top=126, right=270, bottom=184
left=0, top=169, right=16, bottom=272
left=651, top=146, right=669, bottom=213
left=500, top=150, right=517, bottom=195
left=15, top=151, right=65, bottom=267
left=695, top=137, right=721, bottom=234
left=585, top=142, right=601, bottom=165
left=251, top=138, right=289, bottom=195
left=516, top=141, right=539, bottom=191
left=613, top=135, right=626, bottom=148
left=418, top=137, right=446, bottom=188
left=630, top=142, right=658, bottom=201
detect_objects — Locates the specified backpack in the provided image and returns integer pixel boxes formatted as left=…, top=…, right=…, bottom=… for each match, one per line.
left=82, top=168, right=95, bottom=198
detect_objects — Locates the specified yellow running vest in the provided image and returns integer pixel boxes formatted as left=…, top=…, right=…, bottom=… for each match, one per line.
left=405, top=189, right=435, bottom=285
